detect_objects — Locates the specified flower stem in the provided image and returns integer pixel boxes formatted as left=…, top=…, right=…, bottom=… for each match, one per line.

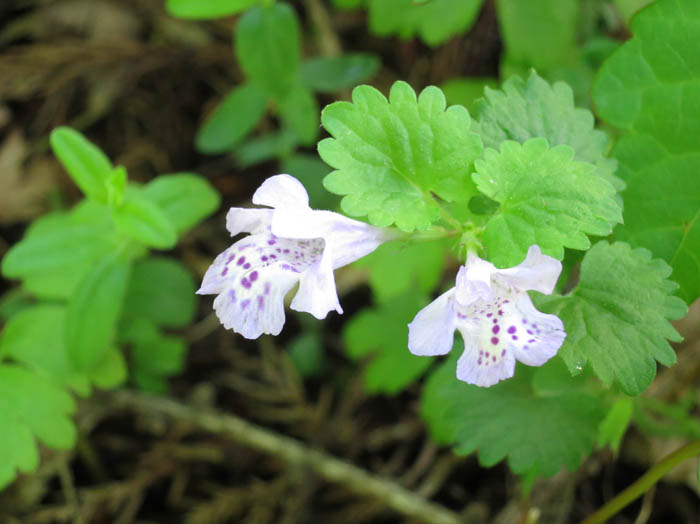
left=579, top=439, right=700, bottom=524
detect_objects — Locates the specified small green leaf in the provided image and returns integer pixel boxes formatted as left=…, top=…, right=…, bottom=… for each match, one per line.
left=300, top=54, right=380, bottom=93
left=121, top=317, right=186, bottom=393
left=196, top=84, right=268, bottom=154
left=113, top=195, right=177, bottom=249
left=234, top=3, right=301, bottom=97
left=288, top=332, right=325, bottom=378
left=0, top=364, right=76, bottom=490
left=355, top=239, right=447, bottom=303
left=277, top=85, right=319, bottom=146
left=496, top=0, right=578, bottom=74
left=49, top=127, right=112, bottom=203
left=107, top=166, right=127, bottom=207
left=473, top=138, right=622, bottom=267
left=66, top=255, right=131, bottom=371
left=473, top=72, right=621, bottom=190
left=235, top=130, right=296, bottom=167
left=441, top=77, right=498, bottom=112
left=421, top=353, right=604, bottom=476
left=141, top=173, right=220, bottom=235
left=593, top=0, right=700, bottom=304
left=344, top=290, right=432, bottom=395
left=368, top=0, right=485, bottom=47
left=598, top=397, right=634, bottom=454
left=536, top=241, right=687, bottom=395
left=319, top=81, right=483, bottom=231
left=124, top=257, right=197, bottom=328
left=2, top=202, right=117, bottom=299
left=166, top=0, right=258, bottom=19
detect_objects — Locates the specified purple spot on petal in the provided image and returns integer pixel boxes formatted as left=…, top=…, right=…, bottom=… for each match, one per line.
left=237, top=257, right=246, bottom=266
left=241, top=278, right=251, bottom=289
left=221, top=267, right=228, bottom=276
left=501, top=350, right=506, bottom=356
left=522, top=318, right=527, bottom=324
left=257, top=295, right=265, bottom=310
left=243, top=263, right=251, bottom=269
left=498, top=310, right=503, bottom=316
left=262, top=256, right=268, bottom=261
left=486, top=312, right=493, bottom=318
left=508, top=326, right=516, bottom=334
left=283, top=249, right=290, bottom=253
left=270, top=254, right=277, bottom=259
left=264, top=282, right=271, bottom=295
left=228, top=289, right=236, bottom=303
left=492, top=325, right=500, bottom=334
left=491, top=337, right=499, bottom=345
left=493, top=318, right=498, bottom=324
left=523, top=345, right=528, bottom=350
left=250, top=271, right=258, bottom=282
left=478, top=359, right=482, bottom=365
left=485, top=352, right=490, bottom=357
left=527, top=330, right=533, bottom=335
left=268, top=239, right=276, bottom=245
left=512, top=335, right=518, bottom=340
left=226, top=254, right=235, bottom=264
left=492, top=356, right=496, bottom=362
left=528, top=339, right=535, bottom=343
left=241, top=299, right=250, bottom=309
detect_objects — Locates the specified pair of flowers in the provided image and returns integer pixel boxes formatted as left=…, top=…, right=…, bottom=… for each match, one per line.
left=199, top=175, right=566, bottom=387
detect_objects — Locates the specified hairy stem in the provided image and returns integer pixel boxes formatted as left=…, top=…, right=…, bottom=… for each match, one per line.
left=112, top=390, right=462, bottom=524
left=579, top=439, right=700, bottom=524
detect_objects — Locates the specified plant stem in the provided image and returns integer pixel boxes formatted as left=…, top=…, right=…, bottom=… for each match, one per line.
left=112, top=390, right=463, bottom=524
left=579, top=439, right=700, bottom=524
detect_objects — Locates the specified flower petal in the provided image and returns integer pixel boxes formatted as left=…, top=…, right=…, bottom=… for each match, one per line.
left=507, top=294, right=565, bottom=366
left=213, top=265, right=298, bottom=339
left=496, top=245, right=562, bottom=294
left=252, top=174, right=309, bottom=209
left=455, top=331, right=516, bottom=387
left=408, top=290, right=456, bottom=356
left=290, top=249, right=342, bottom=319
left=226, top=208, right=272, bottom=236
left=455, top=258, right=496, bottom=307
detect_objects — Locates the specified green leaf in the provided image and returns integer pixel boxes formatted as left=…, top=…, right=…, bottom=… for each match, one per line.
left=598, top=397, right=634, bottom=454
left=343, top=290, right=432, bottom=395
left=66, top=255, right=131, bottom=371
left=368, top=0, right=485, bottom=47
left=613, top=0, right=655, bottom=23
left=107, top=166, right=127, bottom=207
left=473, top=72, right=621, bottom=190
left=166, top=0, right=258, bottom=19
left=49, top=127, right=112, bottom=203
left=141, top=173, right=220, bottom=235
left=2, top=202, right=117, bottom=299
left=288, top=332, right=325, bottom=378
left=195, top=84, right=268, bottom=154
left=0, top=364, right=76, bottom=490
left=234, top=3, right=300, bottom=97
left=441, top=77, right=498, bottom=112
left=235, top=130, right=296, bottom=167
left=536, top=241, right=687, bottom=395
left=280, top=154, right=335, bottom=209
left=0, top=305, right=126, bottom=395
left=355, top=239, right=447, bottom=303
left=113, top=195, right=177, bottom=249
left=319, top=81, right=483, bottom=231
left=421, top=353, right=604, bottom=476
left=124, top=257, right=197, bottom=328
left=120, top=317, right=186, bottom=393
left=593, top=0, right=700, bottom=304
left=277, top=85, right=319, bottom=146
left=496, top=0, right=578, bottom=74
left=473, top=138, right=622, bottom=267
left=300, top=54, right=380, bottom=93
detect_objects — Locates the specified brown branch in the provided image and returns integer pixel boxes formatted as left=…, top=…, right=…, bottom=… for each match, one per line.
left=112, top=390, right=463, bottom=524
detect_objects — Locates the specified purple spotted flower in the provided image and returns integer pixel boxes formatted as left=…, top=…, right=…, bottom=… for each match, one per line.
left=408, top=246, right=566, bottom=387
left=198, top=174, right=395, bottom=339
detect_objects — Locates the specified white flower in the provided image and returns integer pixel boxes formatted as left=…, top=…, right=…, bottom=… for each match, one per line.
left=198, top=174, right=395, bottom=339
left=408, top=246, right=566, bottom=387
